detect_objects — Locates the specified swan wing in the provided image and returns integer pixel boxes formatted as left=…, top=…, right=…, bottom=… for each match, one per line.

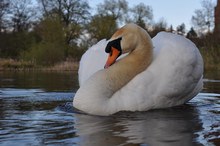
left=78, top=39, right=108, bottom=86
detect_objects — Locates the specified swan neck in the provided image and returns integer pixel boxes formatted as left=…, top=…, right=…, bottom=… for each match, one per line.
left=107, top=34, right=153, bottom=93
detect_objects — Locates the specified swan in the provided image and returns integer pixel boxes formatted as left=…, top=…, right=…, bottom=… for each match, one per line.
left=73, top=23, right=203, bottom=116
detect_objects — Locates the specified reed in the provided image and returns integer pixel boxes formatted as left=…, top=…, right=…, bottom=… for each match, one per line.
left=0, top=59, right=79, bottom=71
left=0, top=59, right=35, bottom=71
left=43, top=60, right=79, bottom=71
left=1, top=48, right=220, bottom=72
left=199, top=46, right=220, bottom=70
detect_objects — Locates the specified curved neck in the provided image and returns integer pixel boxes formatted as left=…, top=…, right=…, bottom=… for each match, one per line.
left=106, top=31, right=153, bottom=93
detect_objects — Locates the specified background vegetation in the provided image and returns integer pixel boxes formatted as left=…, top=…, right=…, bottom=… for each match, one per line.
left=0, top=0, right=219, bottom=70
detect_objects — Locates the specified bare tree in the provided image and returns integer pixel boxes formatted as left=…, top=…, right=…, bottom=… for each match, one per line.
left=191, top=0, right=215, bottom=33
left=129, top=3, right=153, bottom=29
left=9, top=0, right=37, bottom=32
left=149, top=18, right=167, bottom=37
left=97, top=0, right=128, bottom=23
left=39, top=0, right=90, bottom=25
left=38, top=0, right=90, bottom=45
left=87, top=14, right=117, bottom=43
left=0, top=0, right=9, bottom=32
left=186, top=27, right=198, bottom=39
left=176, top=23, right=186, bottom=35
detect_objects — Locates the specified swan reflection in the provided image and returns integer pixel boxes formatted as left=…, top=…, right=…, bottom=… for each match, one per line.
left=74, top=105, right=202, bottom=146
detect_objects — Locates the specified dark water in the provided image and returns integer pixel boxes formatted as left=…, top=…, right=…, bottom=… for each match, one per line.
left=0, top=71, right=219, bottom=146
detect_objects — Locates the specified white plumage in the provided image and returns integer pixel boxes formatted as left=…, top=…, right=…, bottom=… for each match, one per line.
left=74, top=24, right=203, bottom=116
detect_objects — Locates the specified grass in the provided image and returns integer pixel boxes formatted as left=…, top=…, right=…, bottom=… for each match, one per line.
left=0, top=59, right=79, bottom=71
left=0, top=46, right=219, bottom=72
left=0, top=59, right=35, bottom=71
left=199, top=46, right=220, bottom=71
left=42, top=60, right=79, bottom=71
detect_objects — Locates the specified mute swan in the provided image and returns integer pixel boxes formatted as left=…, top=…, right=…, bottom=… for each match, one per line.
left=73, top=23, right=203, bottom=116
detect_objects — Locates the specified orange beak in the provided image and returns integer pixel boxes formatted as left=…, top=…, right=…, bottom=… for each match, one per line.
left=104, top=47, right=121, bottom=69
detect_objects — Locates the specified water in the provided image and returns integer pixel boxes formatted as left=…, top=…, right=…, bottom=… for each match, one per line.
left=0, top=71, right=219, bottom=146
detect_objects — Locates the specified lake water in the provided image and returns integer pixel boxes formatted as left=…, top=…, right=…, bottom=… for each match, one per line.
left=0, top=70, right=219, bottom=146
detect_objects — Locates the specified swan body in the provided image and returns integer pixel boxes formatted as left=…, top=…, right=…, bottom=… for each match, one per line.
left=73, top=24, right=203, bottom=116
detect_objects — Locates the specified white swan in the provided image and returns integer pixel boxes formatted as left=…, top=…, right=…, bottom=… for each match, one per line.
left=73, top=23, right=203, bottom=116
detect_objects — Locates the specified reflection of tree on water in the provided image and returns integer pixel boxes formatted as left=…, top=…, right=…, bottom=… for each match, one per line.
left=74, top=105, right=203, bottom=146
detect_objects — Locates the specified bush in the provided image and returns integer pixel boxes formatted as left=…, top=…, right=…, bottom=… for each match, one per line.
left=22, top=42, right=65, bottom=66
left=21, top=17, right=67, bottom=66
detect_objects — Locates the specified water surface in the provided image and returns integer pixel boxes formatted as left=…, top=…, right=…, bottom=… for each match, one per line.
left=0, top=71, right=219, bottom=146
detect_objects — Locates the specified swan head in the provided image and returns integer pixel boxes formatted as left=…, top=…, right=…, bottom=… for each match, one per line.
left=104, top=23, right=147, bottom=68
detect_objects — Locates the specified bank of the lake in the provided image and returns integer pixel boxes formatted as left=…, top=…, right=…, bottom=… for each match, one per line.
left=0, top=59, right=79, bottom=72
left=0, top=51, right=219, bottom=71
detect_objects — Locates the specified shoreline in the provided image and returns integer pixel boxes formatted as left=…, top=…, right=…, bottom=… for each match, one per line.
left=0, top=58, right=219, bottom=72
left=0, top=59, right=79, bottom=72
